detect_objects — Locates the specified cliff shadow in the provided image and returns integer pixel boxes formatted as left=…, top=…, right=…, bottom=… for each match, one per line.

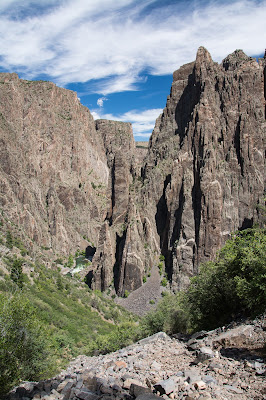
left=85, top=245, right=96, bottom=261
left=175, top=72, right=201, bottom=147
left=155, top=174, right=172, bottom=280
left=113, top=231, right=126, bottom=295
left=192, top=128, right=204, bottom=270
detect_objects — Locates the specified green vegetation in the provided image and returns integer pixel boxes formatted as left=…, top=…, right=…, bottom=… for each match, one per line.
left=6, top=231, right=13, bottom=249
left=158, top=262, right=163, bottom=275
left=143, top=228, right=266, bottom=335
left=1, top=219, right=264, bottom=397
left=161, top=277, right=167, bottom=287
left=5, top=231, right=28, bottom=255
left=0, top=293, right=56, bottom=396
left=10, top=257, right=24, bottom=289
left=0, top=227, right=140, bottom=397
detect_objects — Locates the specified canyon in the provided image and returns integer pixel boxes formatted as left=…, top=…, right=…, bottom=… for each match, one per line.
left=0, top=47, right=265, bottom=296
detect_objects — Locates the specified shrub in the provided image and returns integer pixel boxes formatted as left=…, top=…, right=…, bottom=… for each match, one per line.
left=91, top=322, right=140, bottom=354
left=141, top=294, right=188, bottom=336
left=161, top=277, right=167, bottom=287
left=143, top=276, right=147, bottom=283
left=0, top=293, right=54, bottom=397
left=6, top=231, right=13, bottom=249
left=187, top=228, right=266, bottom=330
left=10, top=257, right=25, bottom=289
left=54, top=258, right=63, bottom=265
left=159, top=255, right=165, bottom=261
left=143, top=228, right=266, bottom=335
left=124, top=290, right=129, bottom=298
left=158, top=262, right=163, bottom=275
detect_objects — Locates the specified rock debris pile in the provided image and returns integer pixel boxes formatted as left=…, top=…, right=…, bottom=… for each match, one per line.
left=9, top=316, right=266, bottom=400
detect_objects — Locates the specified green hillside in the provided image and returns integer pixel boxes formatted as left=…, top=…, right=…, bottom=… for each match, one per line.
left=0, top=210, right=140, bottom=396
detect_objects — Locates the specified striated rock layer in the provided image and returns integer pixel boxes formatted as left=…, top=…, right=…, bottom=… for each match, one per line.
left=0, top=47, right=265, bottom=295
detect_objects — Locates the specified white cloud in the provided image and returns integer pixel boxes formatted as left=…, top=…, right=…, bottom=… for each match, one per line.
left=91, top=108, right=163, bottom=138
left=0, top=0, right=265, bottom=94
left=97, top=97, right=108, bottom=107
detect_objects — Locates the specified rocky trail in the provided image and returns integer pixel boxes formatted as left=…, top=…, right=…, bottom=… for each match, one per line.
left=115, top=266, right=163, bottom=316
left=9, top=315, right=265, bottom=400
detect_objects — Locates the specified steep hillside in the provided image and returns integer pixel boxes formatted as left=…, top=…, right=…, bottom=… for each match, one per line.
left=0, top=212, right=140, bottom=395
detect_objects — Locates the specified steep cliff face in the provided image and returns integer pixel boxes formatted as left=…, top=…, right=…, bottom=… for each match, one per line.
left=0, top=48, right=265, bottom=296
left=88, top=120, right=148, bottom=294
left=0, top=73, right=109, bottom=255
left=140, top=48, right=265, bottom=290
left=89, top=48, right=265, bottom=295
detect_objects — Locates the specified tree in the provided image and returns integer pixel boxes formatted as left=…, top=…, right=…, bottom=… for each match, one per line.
left=186, top=228, right=266, bottom=330
left=10, top=258, right=24, bottom=288
left=0, top=293, right=54, bottom=397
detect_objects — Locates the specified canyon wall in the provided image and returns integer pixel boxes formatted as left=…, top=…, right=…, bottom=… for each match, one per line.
left=0, top=73, right=109, bottom=255
left=0, top=47, right=265, bottom=294
left=139, top=48, right=265, bottom=290
left=89, top=48, right=265, bottom=294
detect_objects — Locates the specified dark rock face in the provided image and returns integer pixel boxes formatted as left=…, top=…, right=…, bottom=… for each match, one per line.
left=138, top=47, right=265, bottom=290
left=0, top=48, right=265, bottom=295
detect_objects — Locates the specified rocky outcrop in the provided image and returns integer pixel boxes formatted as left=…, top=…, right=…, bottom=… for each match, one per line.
left=9, top=315, right=266, bottom=400
left=0, top=73, right=108, bottom=255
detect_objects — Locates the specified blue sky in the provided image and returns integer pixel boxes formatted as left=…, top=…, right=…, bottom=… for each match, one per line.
left=0, top=0, right=265, bottom=141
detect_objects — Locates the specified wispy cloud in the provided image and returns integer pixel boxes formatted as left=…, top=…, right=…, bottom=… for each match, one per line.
left=0, top=0, right=265, bottom=94
left=91, top=108, right=163, bottom=139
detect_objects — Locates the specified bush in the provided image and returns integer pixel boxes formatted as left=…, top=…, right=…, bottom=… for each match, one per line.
left=0, top=293, right=55, bottom=397
left=158, top=263, right=163, bottom=275
left=143, top=276, right=147, bottom=283
left=90, top=322, right=140, bottom=354
left=187, top=228, right=266, bottom=330
left=141, top=293, right=188, bottom=336
left=142, top=228, right=266, bottom=335
left=10, top=257, right=24, bottom=289
left=161, top=277, right=167, bottom=287
left=6, top=231, right=13, bottom=249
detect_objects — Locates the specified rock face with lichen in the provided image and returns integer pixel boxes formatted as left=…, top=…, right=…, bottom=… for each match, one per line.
left=0, top=48, right=265, bottom=295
